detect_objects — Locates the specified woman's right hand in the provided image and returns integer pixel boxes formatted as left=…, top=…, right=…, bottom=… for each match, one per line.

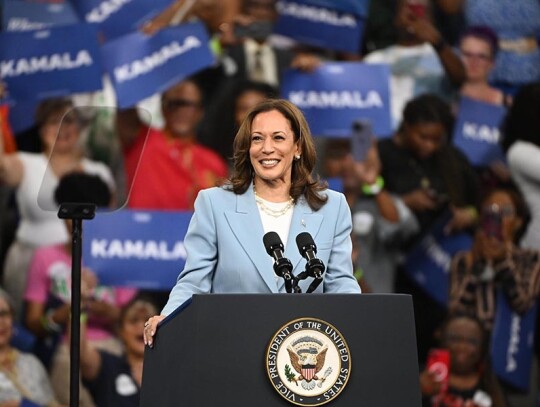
left=143, top=315, right=166, bottom=348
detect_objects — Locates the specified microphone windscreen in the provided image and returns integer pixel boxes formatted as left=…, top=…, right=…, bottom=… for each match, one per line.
left=263, top=231, right=282, bottom=255
left=296, top=232, right=315, bottom=255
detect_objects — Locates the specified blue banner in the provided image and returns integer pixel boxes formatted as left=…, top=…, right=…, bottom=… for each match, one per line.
left=282, top=62, right=392, bottom=137
left=101, top=22, right=214, bottom=108
left=0, top=23, right=103, bottom=102
left=404, top=213, right=473, bottom=306
left=289, top=0, right=370, bottom=15
left=274, top=0, right=366, bottom=53
left=2, top=0, right=80, bottom=31
left=72, top=0, right=173, bottom=41
left=452, top=97, right=506, bottom=167
left=82, top=210, right=193, bottom=290
left=8, top=99, right=39, bottom=133
left=491, top=291, right=537, bottom=391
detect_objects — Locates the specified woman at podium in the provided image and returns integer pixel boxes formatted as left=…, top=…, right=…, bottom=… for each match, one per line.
left=144, top=99, right=361, bottom=346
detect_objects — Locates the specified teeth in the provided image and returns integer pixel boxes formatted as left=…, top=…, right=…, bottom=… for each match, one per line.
left=261, top=160, right=278, bottom=165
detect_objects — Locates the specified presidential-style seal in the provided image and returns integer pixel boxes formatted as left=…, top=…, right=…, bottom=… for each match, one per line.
left=266, top=318, right=351, bottom=406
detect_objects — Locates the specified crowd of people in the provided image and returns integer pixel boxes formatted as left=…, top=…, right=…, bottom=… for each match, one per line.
left=1, top=0, right=540, bottom=406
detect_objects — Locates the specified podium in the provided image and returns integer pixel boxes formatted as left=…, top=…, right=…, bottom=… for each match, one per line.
left=140, top=294, right=421, bottom=406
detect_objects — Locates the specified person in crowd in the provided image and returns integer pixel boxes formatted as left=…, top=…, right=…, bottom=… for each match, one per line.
left=501, top=83, right=540, bottom=406
left=420, top=314, right=507, bottom=407
left=321, top=137, right=419, bottom=293
left=458, top=26, right=508, bottom=106
left=143, top=99, right=361, bottom=345
left=116, top=77, right=228, bottom=211
left=80, top=295, right=158, bottom=407
left=219, top=0, right=321, bottom=87
left=199, top=79, right=278, bottom=163
left=0, top=288, right=62, bottom=407
left=502, top=82, right=540, bottom=251
left=24, top=172, right=137, bottom=406
left=81, top=295, right=158, bottom=407
left=456, top=25, right=513, bottom=197
left=0, top=98, right=115, bottom=320
left=377, top=93, right=479, bottom=363
left=363, top=0, right=466, bottom=130
left=448, top=187, right=540, bottom=332
left=439, top=0, right=540, bottom=94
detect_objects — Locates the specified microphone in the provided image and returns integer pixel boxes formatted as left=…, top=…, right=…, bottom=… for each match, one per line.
left=263, top=232, right=297, bottom=293
left=295, top=232, right=326, bottom=293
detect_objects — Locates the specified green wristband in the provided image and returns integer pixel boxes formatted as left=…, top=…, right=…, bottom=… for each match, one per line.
left=361, top=176, right=384, bottom=195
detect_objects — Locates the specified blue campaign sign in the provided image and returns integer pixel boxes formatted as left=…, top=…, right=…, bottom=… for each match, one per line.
left=101, top=22, right=214, bottom=108
left=82, top=210, right=193, bottom=290
left=404, top=213, right=473, bottom=306
left=295, top=0, right=370, bottom=15
left=0, top=23, right=103, bottom=102
left=452, top=97, right=507, bottom=167
left=274, top=0, right=366, bottom=53
left=282, top=62, right=392, bottom=137
left=72, top=0, right=173, bottom=41
left=2, top=0, right=80, bottom=31
left=491, top=292, right=538, bottom=390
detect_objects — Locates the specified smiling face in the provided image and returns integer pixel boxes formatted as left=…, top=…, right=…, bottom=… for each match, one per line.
left=161, top=81, right=204, bottom=139
left=442, top=317, right=484, bottom=375
left=460, top=36, right=495, bottom=83
left=249, top=109, right=300, bottom=187
left=119, top=300, right=157, bottom=358
left=40, top=107, right=81, bottom=154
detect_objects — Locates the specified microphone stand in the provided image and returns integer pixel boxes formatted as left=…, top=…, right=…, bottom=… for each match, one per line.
left=58, top=202, right=96, bottom=407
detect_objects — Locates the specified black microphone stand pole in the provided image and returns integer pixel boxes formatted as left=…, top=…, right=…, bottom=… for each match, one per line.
left=58, top=203, right=96, bottom=407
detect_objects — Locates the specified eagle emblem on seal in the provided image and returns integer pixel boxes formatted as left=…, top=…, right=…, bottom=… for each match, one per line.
left=285, top=336, right=333, bottom=391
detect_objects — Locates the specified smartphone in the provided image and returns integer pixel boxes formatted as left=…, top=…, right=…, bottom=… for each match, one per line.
left=407, top=0, right=427, bottom=18
left=480, top=209, right=503, bottom=241
left=427, top=348, right=450, bottom=392
left=351, top=119, right=373, bottom=162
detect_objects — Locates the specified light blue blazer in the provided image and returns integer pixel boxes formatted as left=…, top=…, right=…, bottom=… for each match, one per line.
left=161, top=184, right=361, bottom=315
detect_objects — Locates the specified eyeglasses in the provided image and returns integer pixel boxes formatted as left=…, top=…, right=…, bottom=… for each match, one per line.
left=460, top=50, right=492, bottom=62
left=162, top=98, right=201, bottom=111
left=482, top=203, right=515, bottom=218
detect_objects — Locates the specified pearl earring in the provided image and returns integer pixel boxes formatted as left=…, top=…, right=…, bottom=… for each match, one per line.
left=294, top=155, right=301, bottom=160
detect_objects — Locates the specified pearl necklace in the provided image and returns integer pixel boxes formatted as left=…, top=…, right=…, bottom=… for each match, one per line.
left=254, top=186, right=294, bottom=218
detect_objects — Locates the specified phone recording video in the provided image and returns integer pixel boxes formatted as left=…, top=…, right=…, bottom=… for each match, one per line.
left=427, top=348, right=450, bottom=391
left=480, top=209, right=503, bottom=241
left=351, top=119, right=373, bottom=162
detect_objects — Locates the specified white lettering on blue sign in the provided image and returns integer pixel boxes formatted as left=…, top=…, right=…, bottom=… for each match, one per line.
left=113, top=36, right=202, bottom=83
left=506, top=313, right=520, bottom=372
left=462, top=122, right=500, bottom=144
left=86, top=0, right=133, bottom=24
left=7, top=18, right=48, bottom=31
left=91, top=239, right=187, bottom=260
left=289, top=90, right=383, bottom=109
left=277, top=1, right=357, bottom=27
left=423, top=236, right=451, bottom=272
left=1, top=50, right=93, bottom=77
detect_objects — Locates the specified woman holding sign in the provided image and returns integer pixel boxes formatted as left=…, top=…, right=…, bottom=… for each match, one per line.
left=143, top=99, right=361, bottom=346
left=0, top=98, right=115, bottom=321
left=377, top=94, right=480, bottom=363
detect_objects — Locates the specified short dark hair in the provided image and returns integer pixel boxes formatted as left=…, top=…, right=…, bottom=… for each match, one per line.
left=401, top=93, right=454, bottom=137
left=35, top=97, right=75, bottom=127
left=54, top=172, right=111, bottom=208
left=460, top=25, right=499, bottom=57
